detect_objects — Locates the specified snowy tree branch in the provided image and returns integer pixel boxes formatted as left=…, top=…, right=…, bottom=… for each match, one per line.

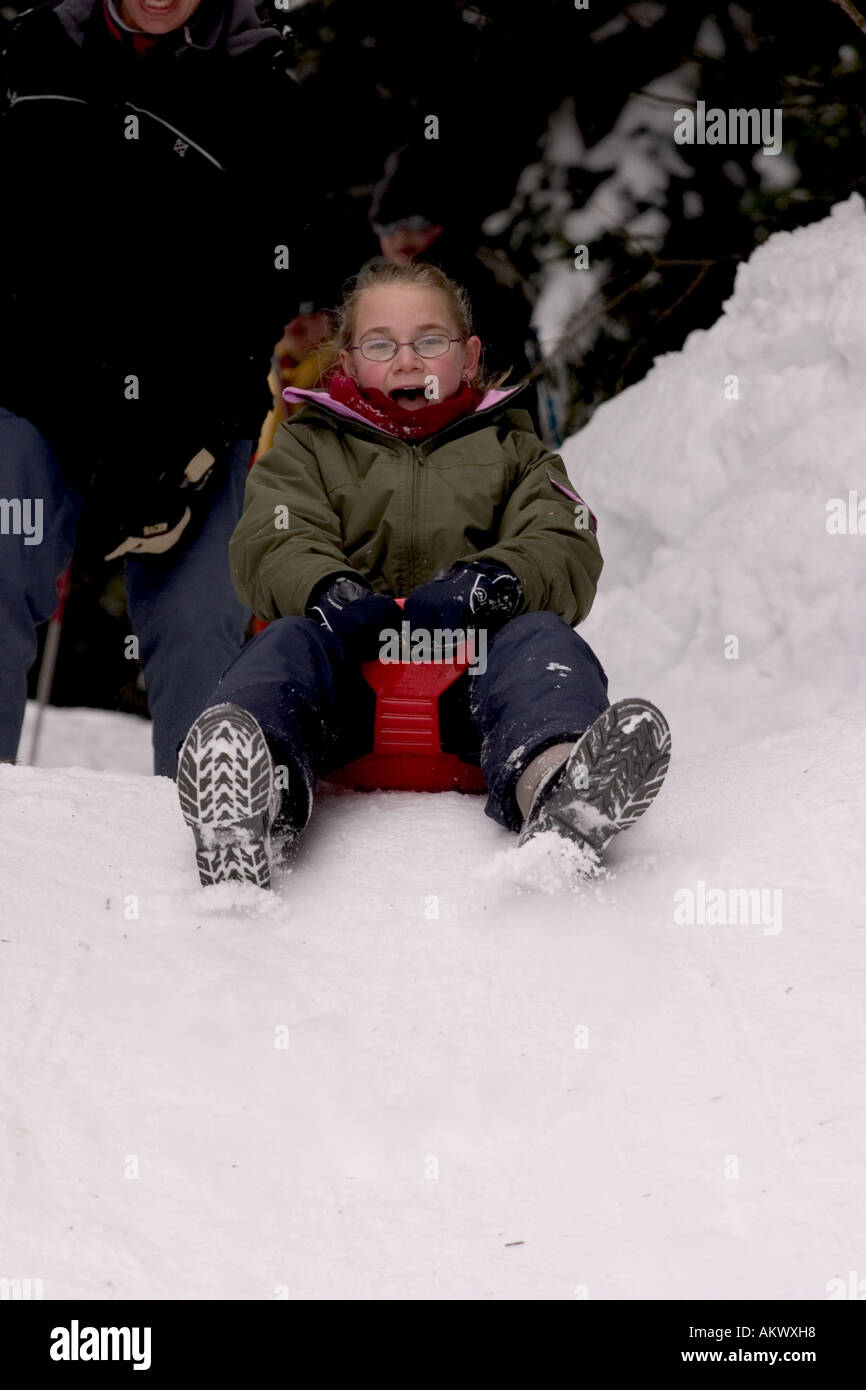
left=827, top=0, right=866, bottom=38
left=528, top=250, right=742, bottom=386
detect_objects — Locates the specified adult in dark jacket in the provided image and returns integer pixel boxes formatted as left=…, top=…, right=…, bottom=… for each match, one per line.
left=0, top=0, right=321, bottom=775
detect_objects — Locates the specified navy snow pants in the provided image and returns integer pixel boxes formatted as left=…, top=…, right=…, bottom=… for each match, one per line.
left=201, top=610, right=610, bottom=833
left=0, top=406, right=251, bottom=777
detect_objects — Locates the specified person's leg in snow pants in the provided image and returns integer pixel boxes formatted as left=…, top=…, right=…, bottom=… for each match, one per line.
left=201, top=609, right=609, bottom=835
left=199, top=615, right=377, bottom=831
left=0, top=408, right=250, bottom=776
left=463, top=611, right=610, bottom=830
left=0, top=409, right=84, bottom=761
left=125, top=439, right=252, bottom=777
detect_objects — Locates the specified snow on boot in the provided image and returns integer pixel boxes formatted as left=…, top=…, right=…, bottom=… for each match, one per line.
left=177, top=703, right=282, bottom=889
left=518, top=698, right=671, bottom=855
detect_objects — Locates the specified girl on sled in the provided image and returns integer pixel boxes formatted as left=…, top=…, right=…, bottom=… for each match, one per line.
left=177, top=260, right=671, bottom=888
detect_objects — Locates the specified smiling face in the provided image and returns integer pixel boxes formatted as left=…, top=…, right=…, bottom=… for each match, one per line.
left=339, top=286, right=481, bottom=412
left=119, top=0, right=202, bottom=34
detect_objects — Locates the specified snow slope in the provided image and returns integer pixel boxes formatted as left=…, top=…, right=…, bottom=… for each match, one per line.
left=2, top=199, right=864, bottom=1301
left=566, top=193, right=866, bottom=754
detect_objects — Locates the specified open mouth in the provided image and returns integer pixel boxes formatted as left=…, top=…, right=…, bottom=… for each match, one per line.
left=389, top=386, right=429, bottom=410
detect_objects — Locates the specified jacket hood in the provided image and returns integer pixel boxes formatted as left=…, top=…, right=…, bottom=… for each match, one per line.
left=281, top=384, right=526, bottom=435
left=54, top=0, right=279, bottom=55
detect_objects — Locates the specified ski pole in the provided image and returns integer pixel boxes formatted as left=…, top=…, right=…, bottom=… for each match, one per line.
left=27, top=563, right=72, bottom=767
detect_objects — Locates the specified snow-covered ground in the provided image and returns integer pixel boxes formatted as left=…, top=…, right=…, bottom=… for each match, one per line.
left=2, top=199, right=864, bottom=1301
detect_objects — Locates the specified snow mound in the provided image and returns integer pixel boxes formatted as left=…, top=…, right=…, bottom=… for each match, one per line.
left=564, top=193, right=866, bottom=753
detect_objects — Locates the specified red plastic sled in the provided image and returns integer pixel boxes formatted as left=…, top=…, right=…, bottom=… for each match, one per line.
left=324, top=600, right=487, bottom=794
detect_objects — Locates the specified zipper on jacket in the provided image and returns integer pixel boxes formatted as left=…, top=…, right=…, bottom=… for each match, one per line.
left=124, top=101, right=225, bottom=169
left=408, top=443, right=419, bottom=589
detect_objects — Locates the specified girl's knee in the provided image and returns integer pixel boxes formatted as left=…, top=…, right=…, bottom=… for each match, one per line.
left=568, top=631, right=608, bottom=687
left=514, top=609, right=571, bottom=633
left=495, top=610, right=608, bottom=686
left=255, top=615, right=329, bottom=650
left=497, top=609, right=583, bottom=646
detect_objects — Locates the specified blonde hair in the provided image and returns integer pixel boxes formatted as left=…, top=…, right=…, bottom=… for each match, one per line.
left=316, top=257, right=509, bottom=392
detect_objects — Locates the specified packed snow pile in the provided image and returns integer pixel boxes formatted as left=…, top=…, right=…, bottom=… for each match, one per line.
left=565, top=192, right=866, bottom=753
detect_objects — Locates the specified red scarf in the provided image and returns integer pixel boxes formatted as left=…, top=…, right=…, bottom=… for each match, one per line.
left=328, top=373, right=482, bottom=440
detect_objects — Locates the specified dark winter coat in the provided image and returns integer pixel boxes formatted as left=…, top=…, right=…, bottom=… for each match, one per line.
left=0, top=0, right=321, bottom=495
left=229, top=386, right=602, bottom=627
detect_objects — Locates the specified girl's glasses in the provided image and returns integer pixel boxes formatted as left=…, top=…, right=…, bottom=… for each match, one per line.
left=350, top=334, right=463, bottom=362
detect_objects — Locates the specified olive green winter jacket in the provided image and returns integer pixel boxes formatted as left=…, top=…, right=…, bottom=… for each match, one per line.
left=229, top=387, right=602, bottom=626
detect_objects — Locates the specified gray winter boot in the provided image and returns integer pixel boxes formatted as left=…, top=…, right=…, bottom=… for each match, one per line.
left=177, top=703, right=286, bottom=889
left=518, top=698, right=671, bottom=855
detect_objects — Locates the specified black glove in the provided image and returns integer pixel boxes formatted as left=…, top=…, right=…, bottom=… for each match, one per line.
left=101, top=434, right=232, bottom=562
left=403, top=560, right=522, bottom=636
left=305, top=574, right=405, bottom=663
